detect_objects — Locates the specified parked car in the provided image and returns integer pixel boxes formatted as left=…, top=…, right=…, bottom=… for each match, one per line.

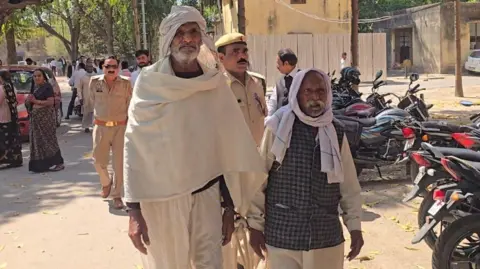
left=3, top=65, right=62, bottom=140
left=464, top=49, right=480, bottom=74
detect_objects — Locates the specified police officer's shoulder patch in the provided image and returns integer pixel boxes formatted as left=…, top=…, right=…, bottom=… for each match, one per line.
left=119, top=75, right=130, bottom=81
left=91, top=75, right=103, bottom=80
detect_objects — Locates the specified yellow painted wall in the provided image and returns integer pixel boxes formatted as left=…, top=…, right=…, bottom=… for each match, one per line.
left=222, top=0, right=351, bottom=35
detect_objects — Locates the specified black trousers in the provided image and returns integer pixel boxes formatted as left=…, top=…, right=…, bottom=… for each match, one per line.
left=66, top=88, right=77, bottom=117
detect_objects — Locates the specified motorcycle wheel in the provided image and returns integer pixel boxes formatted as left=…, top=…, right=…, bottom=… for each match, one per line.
left=432, top=214, right=480, bottom=269
left=418, top=191, right=446, bottom=250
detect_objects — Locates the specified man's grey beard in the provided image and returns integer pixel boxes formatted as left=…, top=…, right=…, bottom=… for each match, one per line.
left=171, top=50, right=199, bottom=65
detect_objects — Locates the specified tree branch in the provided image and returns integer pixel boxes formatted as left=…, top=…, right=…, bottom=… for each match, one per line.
left=34, top=11, right=71, bottom=47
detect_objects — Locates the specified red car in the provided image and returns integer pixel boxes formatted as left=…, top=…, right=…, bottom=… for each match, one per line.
left=4, top=65, right=62, bottom=140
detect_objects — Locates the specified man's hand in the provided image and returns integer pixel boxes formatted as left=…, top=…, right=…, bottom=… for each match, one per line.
left=222, top=208, right=235, bottom=246
left=128, top=210, right=150, bottom=255
left=347, top=230, right=364, bottom=261
left=79, top=99, right=83, bottom=106
left=249, top=228, right=266, bottom=260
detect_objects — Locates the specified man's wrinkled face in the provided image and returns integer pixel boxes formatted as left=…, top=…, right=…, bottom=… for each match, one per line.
left=218, top=43, right=249, bottom=74
left=136, top=54, right=149, bottom=68
left=103, top=58, right=119, bottom=79
left=170, top=22, right=202, bottom=63
left=297, top=72, right=328, bottom=118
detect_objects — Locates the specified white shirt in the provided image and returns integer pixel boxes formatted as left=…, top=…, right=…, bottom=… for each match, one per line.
left=130, top=69, right=140, bottom=87
left=341, top=58, right=346, bottom=69
left=69, top=69, right=87, bottom=88
left=267, top=68, right=300, bottom=116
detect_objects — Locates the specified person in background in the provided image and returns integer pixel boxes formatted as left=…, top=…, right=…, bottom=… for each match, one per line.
left=341, top=52, right=347, bottom=70
left=0, top=59, right=2, bottom=66
left=78, top=59, right=97, bottom=133
left=97, top=60, right=105, bottom=75
left=67, top=62, right=73, bottom=79
left=26, top=69, right=64, bottom=172
left=267, top=48, right=300, bottom=116
left=50, top=59, right=57, bottom=75
left=120, top=61, right=131, bottom=77
left=66, top=62, right=86, bottom=119
left=61, top=56, right=67, bottom=75
left=56, top=58, right=64, bottom=76
left=247, top=69, right=363, bottom=269
left=130, top=49, right=150, bottom=87
left=0, top=70, right=23, bottom=169
left=84, top=56, right=132, bottom=210
left=26, top=58, right=33, bottom=66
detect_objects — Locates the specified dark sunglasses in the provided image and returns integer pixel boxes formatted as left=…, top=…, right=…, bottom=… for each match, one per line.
left=104, top=65, right=118, bottom=69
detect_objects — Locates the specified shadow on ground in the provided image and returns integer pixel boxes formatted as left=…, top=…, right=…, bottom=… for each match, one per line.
left=0, top=101, right=105, bottom=227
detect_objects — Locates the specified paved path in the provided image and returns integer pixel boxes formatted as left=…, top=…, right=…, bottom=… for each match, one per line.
left=0, top=77, right=436, bottom=269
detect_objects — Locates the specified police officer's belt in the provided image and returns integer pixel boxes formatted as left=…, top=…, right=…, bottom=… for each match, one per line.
left=94, top=119, right=127, bottom=127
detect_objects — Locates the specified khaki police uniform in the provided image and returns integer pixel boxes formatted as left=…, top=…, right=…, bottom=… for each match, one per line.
left=85, top=75, right=133, bottom=198
left=215, top=33, right=267, bottom=146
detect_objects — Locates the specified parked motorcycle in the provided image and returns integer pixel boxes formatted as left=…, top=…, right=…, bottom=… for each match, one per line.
left=408, top=143, right=480, bottom=250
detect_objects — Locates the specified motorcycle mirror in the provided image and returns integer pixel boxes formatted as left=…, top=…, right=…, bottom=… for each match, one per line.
left=409, top=73, right=419, bottom=82
left=332, top=70, right=336, bottom=76
left=374, top=70, right=383, bottom=82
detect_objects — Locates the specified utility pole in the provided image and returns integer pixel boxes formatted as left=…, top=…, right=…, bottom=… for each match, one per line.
left=141, top=0, right=147, bottom=49
left=132, top=0, right=141, bottom=50
left=238, top=0, right=246, bottom=34
left=351, top=0, right=359, bottom=68
left=454, top=0, right=464, bottom=97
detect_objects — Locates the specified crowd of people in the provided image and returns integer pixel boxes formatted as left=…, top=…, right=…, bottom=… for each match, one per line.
left=0, top=5, right=364, bottom=269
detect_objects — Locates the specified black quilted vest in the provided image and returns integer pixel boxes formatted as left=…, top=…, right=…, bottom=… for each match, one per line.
left=264, top=118, right=345, bottom=251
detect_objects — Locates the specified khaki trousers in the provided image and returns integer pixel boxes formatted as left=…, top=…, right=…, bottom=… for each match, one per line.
left=223, top=232, right=266, bottom=269
left=141, top=183, right=223, bottom=269
left=82, top=112, right=93, bottom=129
left=266, top=243, right=344, bottom=269
left=92, top=125, right=126, bottom=198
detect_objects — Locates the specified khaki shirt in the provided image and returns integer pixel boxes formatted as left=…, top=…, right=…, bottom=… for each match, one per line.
left=226, top=71, right=267, bottom=145
left=86, top=75, right=133, bottom=122
left=246, top=128, right=363, bottom=232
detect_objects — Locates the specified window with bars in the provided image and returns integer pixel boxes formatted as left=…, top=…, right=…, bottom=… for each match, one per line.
left=291, top=0, right=306, bottom=4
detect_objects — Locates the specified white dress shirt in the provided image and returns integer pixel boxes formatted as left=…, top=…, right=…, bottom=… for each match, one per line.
left=267, top=68, right=300, bottom=116
left=68, top=69, right=87, bottom=89
left=130, top=68, right=140, bottom=87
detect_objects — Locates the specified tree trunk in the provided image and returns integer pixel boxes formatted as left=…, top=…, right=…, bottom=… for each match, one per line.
left=237, top=0, right=246, bottom=34
left=350, top=0, right=359, bottom=68
left=132, top=0, right=141, bottom=50
left=454, top=0, right=464, bottom=97
left=104, top=3, right=115, bottom=55
left=5, top=26, right=17, bottom=64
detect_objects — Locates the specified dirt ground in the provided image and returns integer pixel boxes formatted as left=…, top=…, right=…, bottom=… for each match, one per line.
left=1, top=75, right=479, bottom=269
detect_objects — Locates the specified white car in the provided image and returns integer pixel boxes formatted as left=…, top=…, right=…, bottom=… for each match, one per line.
left=465, top=50, right=480, bottom=73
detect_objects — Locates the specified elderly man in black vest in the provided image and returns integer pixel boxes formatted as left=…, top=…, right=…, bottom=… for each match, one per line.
left=266, top=48, right=301, bottom=116
left=247, top=68, right=364, bottom=268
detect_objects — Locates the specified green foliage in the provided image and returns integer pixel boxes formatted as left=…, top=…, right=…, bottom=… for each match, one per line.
left=1, top=9, right=40, bottom=42
left=180, top=0, right=198, bottom=7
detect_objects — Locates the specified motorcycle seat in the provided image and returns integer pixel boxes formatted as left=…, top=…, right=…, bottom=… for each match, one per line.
left=434, top=147, right=480, bottom=162
left=335, top=115, right=376, bottom=128
left=333, top=108, right=346, bottom=115
left=422, top=121, right=472, bottom=133
left=354, top=107, right=377, bottom=117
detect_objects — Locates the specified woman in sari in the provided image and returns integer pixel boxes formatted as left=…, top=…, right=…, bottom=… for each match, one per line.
left=0, top=70, right=23, bottom=168
left=27, top=69, right=64, bottom=172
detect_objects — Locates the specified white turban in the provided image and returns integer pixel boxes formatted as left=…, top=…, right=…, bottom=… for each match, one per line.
left=159, top=5, right=216, bottom=68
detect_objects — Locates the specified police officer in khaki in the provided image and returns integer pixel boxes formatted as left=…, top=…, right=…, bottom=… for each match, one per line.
left=215, top=33, right=267, bottom=146
left=84, top=56, right=133, bottom=209
left=216, top=33, right=267, bottom=269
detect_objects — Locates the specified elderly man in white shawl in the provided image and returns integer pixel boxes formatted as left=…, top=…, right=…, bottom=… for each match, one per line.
left=123, top=6, right=266, bottom=269
left=246, top=69, right=364, bottom=268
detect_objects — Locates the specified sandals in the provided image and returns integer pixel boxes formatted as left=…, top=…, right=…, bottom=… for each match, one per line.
left=49, top=164, right=65, bottom=172
left=101, top=181, right=113, bottom=198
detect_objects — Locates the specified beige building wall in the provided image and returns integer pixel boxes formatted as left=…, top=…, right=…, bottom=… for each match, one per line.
left=223, top=0, right=351, bottom=35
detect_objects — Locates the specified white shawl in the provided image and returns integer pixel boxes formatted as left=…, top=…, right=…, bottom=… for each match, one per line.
left=123, top=57, right=267, bottom=216
left=265, top=68, right=344, bottom=183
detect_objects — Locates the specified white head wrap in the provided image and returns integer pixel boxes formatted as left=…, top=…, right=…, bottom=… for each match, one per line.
left=158, top=5, right=217, bottom=68
left=265, top=68, right=344, bottom=183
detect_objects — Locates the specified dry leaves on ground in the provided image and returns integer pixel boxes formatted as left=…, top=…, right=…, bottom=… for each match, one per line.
left=0, top=262, right=7, bottom=269
left=405, top=246, right=420, bottom=251
left=0, top=245, right=4, bottom=252
left=42, top=210, right=59, bottom=215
